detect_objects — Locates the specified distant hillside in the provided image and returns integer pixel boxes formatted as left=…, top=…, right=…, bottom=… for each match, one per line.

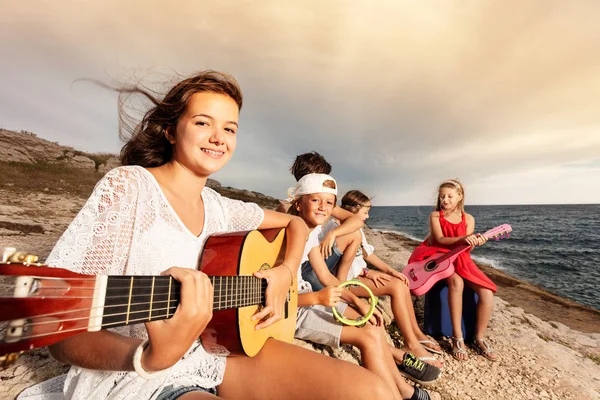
left=0, top=129, right=280, bottom=208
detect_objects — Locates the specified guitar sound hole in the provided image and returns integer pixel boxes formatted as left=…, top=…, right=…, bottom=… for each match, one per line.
left=424, top=261, right=438, bottom=272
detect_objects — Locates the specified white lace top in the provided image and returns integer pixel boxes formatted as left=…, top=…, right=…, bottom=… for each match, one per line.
left=24, top=166, right=264, bottom=400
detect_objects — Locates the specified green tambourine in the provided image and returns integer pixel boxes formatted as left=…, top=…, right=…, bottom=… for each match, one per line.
left=332, top=279, right=378, bottom=327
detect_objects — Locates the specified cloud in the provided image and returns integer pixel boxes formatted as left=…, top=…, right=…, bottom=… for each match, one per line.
left=1, top=0, right=599, bottom=204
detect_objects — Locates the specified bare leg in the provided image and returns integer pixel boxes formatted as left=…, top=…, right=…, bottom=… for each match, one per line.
left=333, top=230, right=362, bottom=282
left=340, top=308, right=418, bottom=400
left=402, top=288, right=430, bottom=341
left=351, top=278, right=442, bottom=368
left=446, top=273, right=467, bottom=361
left=464, top=281, right=497, bottom=360
left=219, top=339, right=394, bottom=400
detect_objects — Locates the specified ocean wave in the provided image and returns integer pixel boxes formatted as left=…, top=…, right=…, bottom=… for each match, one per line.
left=472, top=255, right=504, bottom=270
left=371, top=228, right=424, bottom=243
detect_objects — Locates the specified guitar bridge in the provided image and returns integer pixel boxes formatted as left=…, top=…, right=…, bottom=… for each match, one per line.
left=408, top=269, right=418, bottom=282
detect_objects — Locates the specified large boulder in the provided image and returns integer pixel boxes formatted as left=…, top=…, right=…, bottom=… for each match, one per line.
left=98, top=156, right=121, bottom=174
left=0, top=130, right=65, bottom=163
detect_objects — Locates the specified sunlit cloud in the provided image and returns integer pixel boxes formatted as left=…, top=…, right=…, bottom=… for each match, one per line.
left=1, top=0, right=598, bottom=204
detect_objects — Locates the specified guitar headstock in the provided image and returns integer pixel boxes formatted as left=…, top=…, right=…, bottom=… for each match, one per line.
left=1, top=253, right=100, bottom=370
left=1, top=247, right=42, bottom=369
left=483, top=224, right=513, bottom=241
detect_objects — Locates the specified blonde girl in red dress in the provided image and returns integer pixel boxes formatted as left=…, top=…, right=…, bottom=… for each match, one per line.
left=408, top=179, right=498, bottom=362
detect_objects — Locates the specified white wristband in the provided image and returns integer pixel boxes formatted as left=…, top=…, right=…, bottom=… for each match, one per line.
left=133, top=340, right=166, bottom=380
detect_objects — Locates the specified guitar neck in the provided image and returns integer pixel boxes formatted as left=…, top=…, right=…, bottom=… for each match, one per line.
left=433, top=229, right=499, bottom=264
left=433, top=243, right=470, bottom=264
left=99, top=275, right=267, bottom=330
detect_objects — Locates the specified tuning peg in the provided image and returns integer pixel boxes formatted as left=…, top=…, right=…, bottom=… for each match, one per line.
left=2, top=247, right=17, bottom=263
left=1, top=248, right=39, bottom=265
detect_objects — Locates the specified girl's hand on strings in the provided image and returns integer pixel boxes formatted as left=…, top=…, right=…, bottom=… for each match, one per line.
left=464, top=234, right=479, bottom=248
left=252, top=264, right=291, bottom=330
left=320, top=231, right=337, bottom=259
left=318, top=286, right=343, bottom=307
left=367, top=270, right=392, bottom=288
left=143, top=267, right=213, bottom=372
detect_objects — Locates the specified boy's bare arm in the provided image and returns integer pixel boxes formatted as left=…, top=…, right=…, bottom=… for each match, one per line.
left=298, top=291, right=321, bottom=307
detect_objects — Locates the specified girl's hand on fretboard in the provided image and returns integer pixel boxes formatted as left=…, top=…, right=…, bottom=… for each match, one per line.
left=143, top=267, right=213, bottom=372
left=252, top=265, right=291, bottom=330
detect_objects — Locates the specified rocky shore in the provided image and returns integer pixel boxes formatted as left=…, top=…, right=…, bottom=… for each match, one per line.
left=1, top=130, right=599, bottom=399
left=363, top=230, right=600, bottom=400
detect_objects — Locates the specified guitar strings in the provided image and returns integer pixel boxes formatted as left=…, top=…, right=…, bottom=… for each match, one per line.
left=3, top=305, right=179, bottom=343
left=0, top=279, right=268, bottom=333
left=1, top=286, right=272, bottom=345
left=0, top=288, right=267, bottom=327
left=0, top=275, right=262, bottom=288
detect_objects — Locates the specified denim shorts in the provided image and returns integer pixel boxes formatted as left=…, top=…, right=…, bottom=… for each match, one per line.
left=301, top=243, right=343, bottom=291
left=156, top=384, right=217, bottom=400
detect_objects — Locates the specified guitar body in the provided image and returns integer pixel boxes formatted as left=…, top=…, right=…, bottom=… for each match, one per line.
left=200, top=228, right=297, bottom=356
left=401, top=224, right=513, bottom=296
left=402, top=252, right=456, bottom=296
left=0, top=229, right=298, bottom=367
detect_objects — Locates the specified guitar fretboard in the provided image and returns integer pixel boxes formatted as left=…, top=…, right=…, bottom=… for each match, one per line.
left=432, top=227, right=508, bottom=265
left=101, top=275, right=267, bottom=329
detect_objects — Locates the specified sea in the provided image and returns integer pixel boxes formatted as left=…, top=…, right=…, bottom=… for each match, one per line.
left=367, top=204, right=600, bottom=311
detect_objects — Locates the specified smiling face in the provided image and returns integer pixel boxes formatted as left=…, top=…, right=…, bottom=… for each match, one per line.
left=438, top=187, right=463, bottom=213
left=296, top=193, right=336, bottom=228
left=168, top=91, right=239, bottom=177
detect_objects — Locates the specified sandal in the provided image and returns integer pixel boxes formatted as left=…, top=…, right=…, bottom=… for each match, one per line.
left=473, top=338, right=498, bottom=362
left=418, top=336, right=443, bottom=355
left=451, top=337, right=468, bottom=361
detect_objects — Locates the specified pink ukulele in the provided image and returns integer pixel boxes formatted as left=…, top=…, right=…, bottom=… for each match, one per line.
left=402, top=224, right=512, bottom=296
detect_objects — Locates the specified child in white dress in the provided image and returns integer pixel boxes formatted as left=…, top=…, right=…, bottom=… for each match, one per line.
left=335, top=190, right=445, bottom=367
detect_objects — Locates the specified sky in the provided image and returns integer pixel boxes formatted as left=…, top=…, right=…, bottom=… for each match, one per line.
left=1, top=0, right=599, bottom=205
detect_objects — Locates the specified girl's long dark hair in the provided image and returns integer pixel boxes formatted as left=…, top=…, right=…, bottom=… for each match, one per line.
left=106, top=70, right=243, bottom=167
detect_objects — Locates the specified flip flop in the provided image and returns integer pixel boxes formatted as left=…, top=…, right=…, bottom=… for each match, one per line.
left=418, top=337, right=443, bottom=355
left=417, top=356, right=443, bottom=369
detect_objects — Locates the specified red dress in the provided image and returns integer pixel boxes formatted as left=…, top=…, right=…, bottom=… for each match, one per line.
left=408, top=210, right=497, bottom=292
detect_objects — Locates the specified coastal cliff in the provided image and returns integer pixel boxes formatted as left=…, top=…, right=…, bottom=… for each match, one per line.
left=1, top=130, right=599, bottom=399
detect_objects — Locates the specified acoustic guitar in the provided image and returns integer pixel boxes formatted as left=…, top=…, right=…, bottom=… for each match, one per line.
left=402, top=224, right=512, bottom=296
left=0, top=228, right=297, bottom=368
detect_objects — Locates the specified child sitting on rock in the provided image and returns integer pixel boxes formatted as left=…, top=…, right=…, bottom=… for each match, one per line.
left=289, top=173, right=439, bottom=399
left=278, top=151, right=366, bottom=294
left=317, top=189, right=444, bottom=368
